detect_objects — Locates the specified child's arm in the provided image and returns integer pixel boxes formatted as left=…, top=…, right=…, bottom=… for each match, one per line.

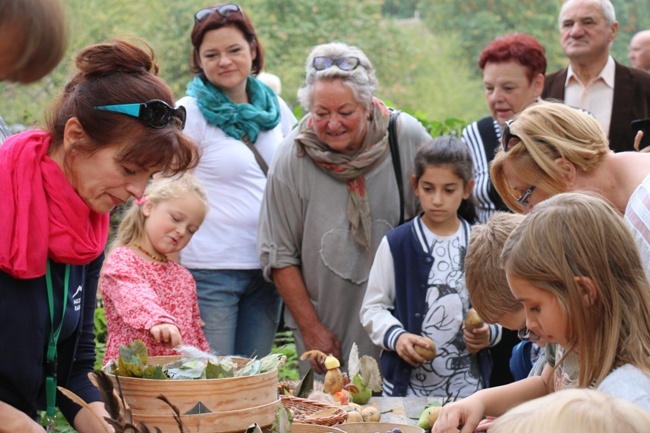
left=100, top=249, right=178, bottom=332
left=431, top=363, right=553, bottom=433
left=360, top=237, right=403, bottom=347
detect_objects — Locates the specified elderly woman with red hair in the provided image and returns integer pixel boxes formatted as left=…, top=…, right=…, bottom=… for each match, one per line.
left=460, top=32, right=547, bottom=388
left=462, top=33, right=547, bottom=224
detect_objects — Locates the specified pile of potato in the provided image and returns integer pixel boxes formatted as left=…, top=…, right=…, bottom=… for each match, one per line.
left=341, top=403, right=381, bottom=422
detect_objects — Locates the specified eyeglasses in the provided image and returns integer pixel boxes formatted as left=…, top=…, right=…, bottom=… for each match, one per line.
left=517, top=327, right=530, bottom=341
left=94, top=99, right=186, bottom=129
left=517, top=327, right=540, bottom=342
left=194, top=4, right=242, bottom=22
left=501, top=119, right=521, bottom=152
left=516, top=185, right=536, bottom=207
left=312, top=56, right=361, bottom=71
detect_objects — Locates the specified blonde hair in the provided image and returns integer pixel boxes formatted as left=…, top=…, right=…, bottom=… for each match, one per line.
left=466, top=212, right=525, bottom=323
left=490, top=388, right=650, bottom=433
left=0, top=0, right=68, bottom=83
left=501, top=192, right=650, bottom=387
left=112, top=174, right=208, bottom=249
left=490, top=101, right=609, bottom=213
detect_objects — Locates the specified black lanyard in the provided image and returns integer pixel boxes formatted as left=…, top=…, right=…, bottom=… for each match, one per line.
left=45, top=260, right=70, bottom=421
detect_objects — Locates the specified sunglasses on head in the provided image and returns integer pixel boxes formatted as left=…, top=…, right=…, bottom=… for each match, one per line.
left=312, top=56, right=361, bottom=71
left=194, top=3, right=242, bottom=22
left=94, top=99, right=186, bottom=129
left=501, top=119, right=521, bottom=152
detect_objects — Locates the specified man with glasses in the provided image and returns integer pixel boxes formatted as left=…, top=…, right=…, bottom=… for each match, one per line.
left=543, top=0, right=650, bottom=153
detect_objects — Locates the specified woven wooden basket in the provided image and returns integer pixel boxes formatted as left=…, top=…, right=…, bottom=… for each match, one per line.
left=281, top=395, right=347, bottom=426
left=290, top=423, right=346, bottom=433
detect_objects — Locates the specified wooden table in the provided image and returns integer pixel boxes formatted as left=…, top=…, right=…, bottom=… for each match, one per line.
left=369, top=396, right=444, bottom=426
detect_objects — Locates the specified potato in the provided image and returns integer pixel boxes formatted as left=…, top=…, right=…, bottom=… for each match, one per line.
left=346, top=410, right=363, bottom=422
left=361, top=405, right=381, bottom=422
left=464, top=308, right=485, bottom=332
left=414, top=336, right=437, bottom=361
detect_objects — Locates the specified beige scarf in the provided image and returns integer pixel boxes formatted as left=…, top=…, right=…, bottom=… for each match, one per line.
left=295, top=98, right=391, bottom=250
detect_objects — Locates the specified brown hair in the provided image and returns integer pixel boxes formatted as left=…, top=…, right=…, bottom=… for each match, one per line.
left=501, top=192, right=650, bottom=387
left=0, top=0, right=68, bottom=83
left=466, top=212, right=525, bottom=323
left=46, top=38, right=200, bottom=175
left=189, top=4, right=264, bottom=75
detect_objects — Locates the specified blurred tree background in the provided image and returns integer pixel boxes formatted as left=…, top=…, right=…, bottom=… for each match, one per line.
left=1, top=0, right=649, bottom=132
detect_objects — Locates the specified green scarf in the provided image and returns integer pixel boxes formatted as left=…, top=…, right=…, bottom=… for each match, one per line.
left=186, top=74, right=280, bottom=144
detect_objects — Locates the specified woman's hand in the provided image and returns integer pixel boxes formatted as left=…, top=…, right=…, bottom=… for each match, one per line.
left=396, top=332, right=430, bottom=366
left=431, top=396, right=486, bottom=433
left=150, top=323, right=182, bottom=347
left=74, top=401, right=114, bottom=433
left=463, top=322, right=490, bottom=353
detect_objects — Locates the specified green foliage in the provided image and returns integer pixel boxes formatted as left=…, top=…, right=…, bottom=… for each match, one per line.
left=41, top=410, right=76, bottom=433
left=115, top=340, right=168, bottom=379
left=272, top=330, right=299, bottom=381
left=0, top=0, right=485, bottom=131
left=94, top=307, right=107, bottom=371
left=418, top=0, right=650, bottom=76
left=419, top=0, right=565, bottom=73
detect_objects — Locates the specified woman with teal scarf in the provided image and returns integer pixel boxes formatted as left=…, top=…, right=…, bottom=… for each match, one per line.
left=177, top=3, right=296, bottom=358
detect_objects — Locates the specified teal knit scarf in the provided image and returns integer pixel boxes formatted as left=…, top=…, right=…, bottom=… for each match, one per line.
left=186, top=74, right=280, bottom=144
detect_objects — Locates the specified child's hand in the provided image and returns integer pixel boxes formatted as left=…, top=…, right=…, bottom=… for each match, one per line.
left=463, top=322, right=489, bottom=353
left=150, top=323, right=183, bottom=347
left=395, top=332, right=430, bottom=366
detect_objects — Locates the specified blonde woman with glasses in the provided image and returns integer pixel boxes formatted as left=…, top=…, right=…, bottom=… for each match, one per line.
left=490, top=101, right=650, bottom=277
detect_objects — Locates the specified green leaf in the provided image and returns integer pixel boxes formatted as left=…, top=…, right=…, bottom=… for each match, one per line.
left=293, top=367, right=314, bottom=398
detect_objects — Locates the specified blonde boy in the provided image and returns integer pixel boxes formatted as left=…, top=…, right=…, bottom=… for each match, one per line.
left=465, top=212, right=526, bottom=330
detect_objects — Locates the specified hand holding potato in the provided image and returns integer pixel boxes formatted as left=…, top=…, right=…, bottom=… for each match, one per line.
left=395, top=332, right=436, bottom=366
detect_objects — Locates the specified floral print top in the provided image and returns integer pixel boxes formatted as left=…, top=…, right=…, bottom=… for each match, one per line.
left=100, top=246, right=209, bottom=364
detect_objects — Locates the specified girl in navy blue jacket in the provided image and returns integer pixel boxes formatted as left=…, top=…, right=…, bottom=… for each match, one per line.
left=361, top=137, right=499, bottom=398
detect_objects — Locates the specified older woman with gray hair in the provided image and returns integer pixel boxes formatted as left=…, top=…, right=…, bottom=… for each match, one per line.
left=258, top=42, right=431, bottom=374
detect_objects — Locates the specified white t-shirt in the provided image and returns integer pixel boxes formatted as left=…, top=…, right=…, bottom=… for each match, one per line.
left=178, top=95, right=296, bottom=269
left=597, top=364, right=650, bottom=412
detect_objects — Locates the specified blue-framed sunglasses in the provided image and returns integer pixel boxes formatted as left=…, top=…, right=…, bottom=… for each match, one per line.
left=194, top=3, right=242, bottom=22
left=94, top=99, right=186, bottom=129
left=312, top=56, right=361, bottom=71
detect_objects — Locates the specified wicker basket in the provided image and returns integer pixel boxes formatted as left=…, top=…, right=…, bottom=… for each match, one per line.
left=290, top=423, right=346, bottom=433
left=104, top=356, right=279, bottom=433
left=281, top=395, right=347, bottom=426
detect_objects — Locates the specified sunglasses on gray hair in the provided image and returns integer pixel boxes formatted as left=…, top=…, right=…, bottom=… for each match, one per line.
left=312, top=56, right=361, bottom=71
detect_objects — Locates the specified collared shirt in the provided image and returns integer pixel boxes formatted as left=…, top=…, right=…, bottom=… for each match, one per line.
left=564, top=55, right=615, bottom=136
